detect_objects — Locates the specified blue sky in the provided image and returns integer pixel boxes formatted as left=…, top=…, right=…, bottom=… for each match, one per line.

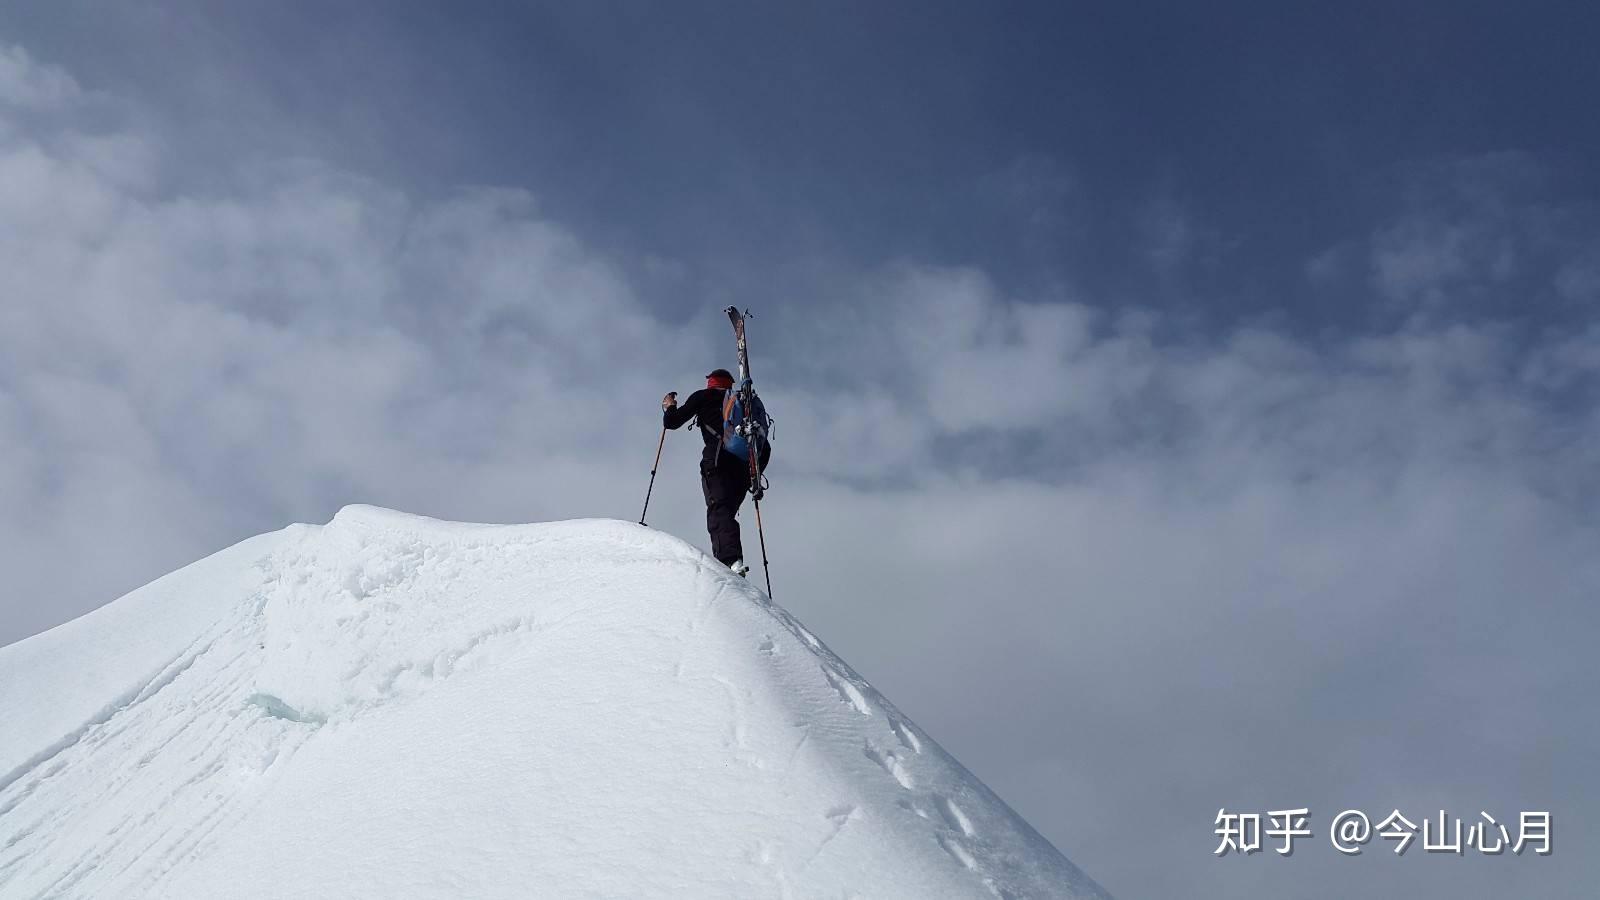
left=18, top=1, right=1600, bottom=326
left=1, top=4, right=1597, bottom=897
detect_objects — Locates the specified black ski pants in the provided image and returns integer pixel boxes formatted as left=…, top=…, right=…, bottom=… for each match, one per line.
left=701, top=460, right=749, bottom=566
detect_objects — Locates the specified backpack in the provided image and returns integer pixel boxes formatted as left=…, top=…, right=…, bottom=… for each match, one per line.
left=719, top=381, right=773, bottom=466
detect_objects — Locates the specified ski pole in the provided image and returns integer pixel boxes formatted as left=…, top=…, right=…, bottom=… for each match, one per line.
left=639, top=427, right=667, bottom=526
left=753, top=494, right=773, bottom=597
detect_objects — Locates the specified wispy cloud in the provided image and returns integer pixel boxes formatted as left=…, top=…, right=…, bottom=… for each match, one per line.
left=0, top=44, right=79, bottom=109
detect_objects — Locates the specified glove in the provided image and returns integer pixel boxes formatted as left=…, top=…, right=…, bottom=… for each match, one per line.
left=662, top=391, right=678, bottom=411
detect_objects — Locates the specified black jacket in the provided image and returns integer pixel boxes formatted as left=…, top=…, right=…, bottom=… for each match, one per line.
left=664, top=387, right=731, bottom=469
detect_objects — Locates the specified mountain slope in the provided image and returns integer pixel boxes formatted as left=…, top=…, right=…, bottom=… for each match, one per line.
left=0, top=506, right=1109, bottom=899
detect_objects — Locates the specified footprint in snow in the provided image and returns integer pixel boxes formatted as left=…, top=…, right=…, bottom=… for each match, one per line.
left=822, top=667, right=873, bottom=716
left=862, top=741, right=915, bottom=790
left=936, top=795, right=976, bottom=837
left=939, top=833, right=979, bottom=871
left=889, top=717, right=922, bottom=754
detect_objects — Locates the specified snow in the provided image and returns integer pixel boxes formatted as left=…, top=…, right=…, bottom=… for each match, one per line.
left=0, top=506, right=1109, bottom=899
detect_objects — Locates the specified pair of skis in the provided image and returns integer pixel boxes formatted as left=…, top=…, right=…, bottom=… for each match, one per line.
left=724, top=307, right=773, bottom=596
left=725, top=306, right=768, bottom=502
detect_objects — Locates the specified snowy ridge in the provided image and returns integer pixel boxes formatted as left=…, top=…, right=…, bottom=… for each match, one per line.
left=0, top=506, right=1109, bottom=899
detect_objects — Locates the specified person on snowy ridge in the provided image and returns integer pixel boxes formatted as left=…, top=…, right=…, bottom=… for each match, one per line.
left=662, top=368, right=767, bottom=577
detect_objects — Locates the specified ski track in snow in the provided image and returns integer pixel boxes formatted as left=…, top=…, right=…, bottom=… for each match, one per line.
left=0, top=506, right=1108, bottom=900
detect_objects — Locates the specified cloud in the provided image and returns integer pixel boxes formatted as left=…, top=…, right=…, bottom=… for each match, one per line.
left=762, top=287, right=1599, bottom=897
left=1349, top=153, right=1597, bottom=325
left=737, top=213, right=1600, bottom=897
left=976, top=154, right=1080, bottom=231
left=1555, top=246, right=1600, bottom=305
left=0, top=49, right=716, bottom=643
left=0, top=44, right=80, bottom=110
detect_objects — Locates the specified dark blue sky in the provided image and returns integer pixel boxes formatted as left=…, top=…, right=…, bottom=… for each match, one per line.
left=14, top=1, right=1600, bottom=329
